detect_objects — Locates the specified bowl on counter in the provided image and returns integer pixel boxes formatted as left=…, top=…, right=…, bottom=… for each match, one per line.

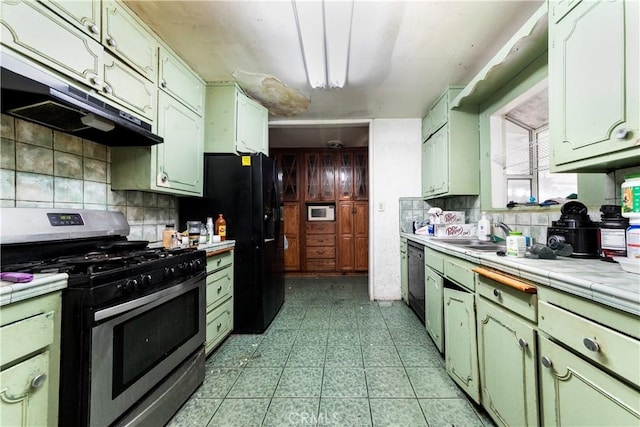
left=612, top=257, right=640, bottom=275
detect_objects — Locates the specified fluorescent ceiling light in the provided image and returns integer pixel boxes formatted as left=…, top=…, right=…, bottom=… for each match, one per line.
left=293, top=0, right=354, bottom=89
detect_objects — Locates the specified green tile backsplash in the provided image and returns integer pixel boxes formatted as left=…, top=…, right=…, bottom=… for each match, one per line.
left=0, top=114, right=177, bottom=242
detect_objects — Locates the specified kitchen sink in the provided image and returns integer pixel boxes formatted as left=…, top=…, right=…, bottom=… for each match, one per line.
left=433, top=239, right=506, bottom=252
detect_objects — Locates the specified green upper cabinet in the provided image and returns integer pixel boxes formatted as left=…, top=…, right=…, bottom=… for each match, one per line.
left=38, top=0, right=101, bottom=40
left=421, top=87, right=479, bottom=199
left=111, top=91, right=204, bottom=196
left=102, top=0, right=158, bottom=84
left=159, top=46, right=205, bottom=115
left=1, top=0, right=104, bottom=92
left=549, top=0, right=639, bottom=172
left=204, top=84, right=269, bottom=155
left=102, top=52, right=156, bottom=121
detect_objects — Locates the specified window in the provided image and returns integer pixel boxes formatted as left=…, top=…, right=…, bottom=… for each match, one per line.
left=490, top=79, right=576, bottom=207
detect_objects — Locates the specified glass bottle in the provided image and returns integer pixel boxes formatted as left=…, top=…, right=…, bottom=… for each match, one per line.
left=215, top=214, right=227, bottom=241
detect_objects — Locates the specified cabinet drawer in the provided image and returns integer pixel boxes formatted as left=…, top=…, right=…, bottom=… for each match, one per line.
left=306, top=246, right=335, bottom=259
left=539, top=300, right=640, bottom=388
left=305, top=259, right=336, bottom=271
left=425, top=247, right=444, bottom=274
left=477, top=276, right=537, bottom=323
left=205, top=298, right=233, bottom=355
left=206, top=250, right=233, bottom=273
left=0, top=311, right=54, bottom=366
left=306, top=235, right=335, bottom=247
left=306, top=222, right=336, bottom=234
left=444, top=258, right=475, bottom=291
left=206, top=266, right=233, bottom=308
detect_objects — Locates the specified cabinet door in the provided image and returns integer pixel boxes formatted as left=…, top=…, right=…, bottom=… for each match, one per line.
left=102, top=52, right=156, bottom=121
left=102, top=0, right=157, bottom=83
left=278, top=152, right=300, bottom=201
left=550, top=0, right=639, bottom=170
left=283, top=203, right=300, bottom=271
left=400, top=239, right=408, bottom=303
left=425, top=267, right=444, bottom=353
left=477, top=299, right=538, bottom=427
left=0, top=352, right=49, bottom=427
left=423, top=125, right=449, bottom=197
left=305, top=153, right=335, bottom=200
left=159, top=46, right=205, bottom=115
left=337, top=201, right=368, bottom=271
left=338, top=152, right=368, bottom=200
left=39, top=0, right=100, bottom=40
left=155, top=91, right=203, bottom=195
left=1, top=0, right=104, bottom=91
left=539, top=334, right=640, bottom=426
left=444, top=286, right=479, bottom=403
left=236, top=91, right=268, bottom=155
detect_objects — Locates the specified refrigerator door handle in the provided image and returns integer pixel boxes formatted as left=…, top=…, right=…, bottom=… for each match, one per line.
left=264, top=238, right=275, bottom=243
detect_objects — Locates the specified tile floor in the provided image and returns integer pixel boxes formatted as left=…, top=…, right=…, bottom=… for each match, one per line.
left=167, top=277, right=494, bottom=426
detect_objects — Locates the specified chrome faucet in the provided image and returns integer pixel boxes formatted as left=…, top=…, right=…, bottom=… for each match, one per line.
left=494, top=222, right=512, bottom=237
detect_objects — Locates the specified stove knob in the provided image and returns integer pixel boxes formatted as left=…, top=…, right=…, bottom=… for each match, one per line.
left=141, top=274, right=152, bottom=288
left=164, top=267, right=175, bottom=278
left=124, top=279, right=138, bottom=293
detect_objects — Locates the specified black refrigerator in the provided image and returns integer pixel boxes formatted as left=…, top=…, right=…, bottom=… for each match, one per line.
left=179, top=153, right=285, bottom=333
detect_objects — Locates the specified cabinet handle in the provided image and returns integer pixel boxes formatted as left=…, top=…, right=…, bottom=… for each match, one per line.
left=89, top=24, right=99, bottom=35
left=615, top=128, right=629, bottom=140
left=91, top=76, right=102, bottom=87
left=107, top=37, right=117, bottom=48
left=103, top=84, right=112, bottom=94
left=217, top=259, right=222, bottom=265
left=583, top=337, right=600, bottom=353
left=541, top=356, right=552, bottom=368
left=493, top=288, right=501, bottom=298
left=31, top=373, right=47, bottom=389
left=518, top=338, right=528, bottom=349
left=160, top=80, right=168, bottom=89
left=217, top=285, right=222, bottom=293
left=160, top=173, right=168, bottom=183
left=217, top=322, right=222, bottom=331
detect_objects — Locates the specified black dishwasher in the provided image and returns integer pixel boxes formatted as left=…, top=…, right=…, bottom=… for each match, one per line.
left=407, top=241, right=426, bottom=324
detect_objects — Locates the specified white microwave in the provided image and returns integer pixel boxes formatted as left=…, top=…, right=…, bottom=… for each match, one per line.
left=307, top=204, right=335, bottom=221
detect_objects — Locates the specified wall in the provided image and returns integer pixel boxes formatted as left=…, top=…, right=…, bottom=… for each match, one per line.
left=0, top=114, right=178, bottom=242
left=370, top=118, right=421, bottom=300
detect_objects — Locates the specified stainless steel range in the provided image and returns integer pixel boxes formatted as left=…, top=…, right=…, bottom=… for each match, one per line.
left=0, top=208, right=206, bottom=427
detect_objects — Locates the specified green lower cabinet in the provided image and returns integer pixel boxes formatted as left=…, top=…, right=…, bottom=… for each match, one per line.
left=205, top=250, right=234, bottom=355
left=539, top=334, right=640, bottom=426
left=425, top=267, right=443, bottom=353
left=0, top=352, right=50, bottom=427
left=444, top=286, right=479, bottom=403
left=477, top=298, right=538, bottom=427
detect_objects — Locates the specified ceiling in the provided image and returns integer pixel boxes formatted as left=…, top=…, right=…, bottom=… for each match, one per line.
left=124, top=0, right=544, bottom=148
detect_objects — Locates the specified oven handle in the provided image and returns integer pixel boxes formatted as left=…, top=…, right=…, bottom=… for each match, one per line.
left=94, top=272, right=204, bottom=322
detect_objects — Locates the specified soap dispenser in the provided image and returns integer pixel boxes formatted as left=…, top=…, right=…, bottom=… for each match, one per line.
left=478, top=212, right=490, bottom=241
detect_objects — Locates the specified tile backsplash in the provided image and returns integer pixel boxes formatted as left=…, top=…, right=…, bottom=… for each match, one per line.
left=0, top=114, right=177, bottom=242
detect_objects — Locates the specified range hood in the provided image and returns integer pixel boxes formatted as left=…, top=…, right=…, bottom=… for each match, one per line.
left=0, top=53, right=163, bottom=146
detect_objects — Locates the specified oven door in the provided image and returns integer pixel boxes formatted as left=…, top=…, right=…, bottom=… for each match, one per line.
left=89, top=273, right=205, bottom=427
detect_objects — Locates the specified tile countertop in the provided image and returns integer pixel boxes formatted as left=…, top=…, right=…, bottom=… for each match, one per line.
left=402, top=233, right=640, bottom=318
left=0, top=273, right=67, bottom=306
left=197, top=240, right=235, bottom=256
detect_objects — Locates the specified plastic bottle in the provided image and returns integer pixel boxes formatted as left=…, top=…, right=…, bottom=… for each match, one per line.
left=627, top=218, right=640, bottom=259
left=477, top=212, right=490, bottom=241
left=206, top=217, right=214, bottom=243
left=215, top=214, right=227, bottom=241
left=598, top=205, right=628, bottom=261
left=506, top=231, right=526, bottom=257
left=622, top=173, right=640, bottom=218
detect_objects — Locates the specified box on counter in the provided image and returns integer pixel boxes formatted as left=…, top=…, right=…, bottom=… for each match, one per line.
left=430, top=211, right=465, bottom=224
left=432, top=223, right=477, bottom=238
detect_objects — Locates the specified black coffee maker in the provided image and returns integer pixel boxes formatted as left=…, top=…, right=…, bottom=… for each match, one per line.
left=547, top=201, right=599, bottom=258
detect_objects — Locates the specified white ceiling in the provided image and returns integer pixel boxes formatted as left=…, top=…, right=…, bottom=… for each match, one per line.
left=124, top=0, right=544, bottom=147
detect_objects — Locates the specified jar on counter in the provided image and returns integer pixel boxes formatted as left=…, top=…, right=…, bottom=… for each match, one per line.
left=506, top=231, right=526, bottom=258
left=162, top=224, right=176, bottom=249
left=622, top=173, right=640, bottom=218
left=598, top=205, right=628, bottom=261
left=627, top=218, right=640, bottom=259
